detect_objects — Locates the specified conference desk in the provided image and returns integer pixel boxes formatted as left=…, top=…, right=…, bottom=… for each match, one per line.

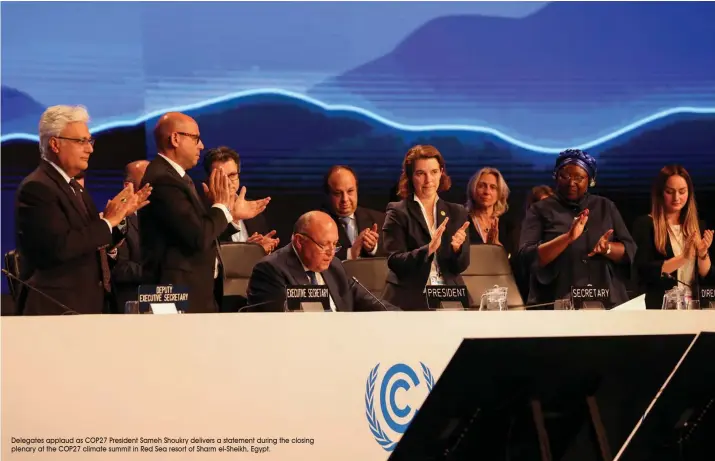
left=2, top=311, right=714, bottom=460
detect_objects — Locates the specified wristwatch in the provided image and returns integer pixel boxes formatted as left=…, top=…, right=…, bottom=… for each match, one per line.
left=605, top=243, right=612, bottom=255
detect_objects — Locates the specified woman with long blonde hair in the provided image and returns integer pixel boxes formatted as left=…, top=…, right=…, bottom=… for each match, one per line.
left=465, top=167, right=518, bottom=258
left=633, top=165, right=713, bottom=308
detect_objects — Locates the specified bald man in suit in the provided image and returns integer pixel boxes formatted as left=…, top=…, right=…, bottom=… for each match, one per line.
left=139, top=112, right=270, bottom=313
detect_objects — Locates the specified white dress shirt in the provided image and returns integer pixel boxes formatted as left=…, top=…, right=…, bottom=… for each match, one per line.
left=229, top=219, right=249, bottom=243
left=413, top=194, right=445, bottom=286
left=292, top=244, right=337, bottom=312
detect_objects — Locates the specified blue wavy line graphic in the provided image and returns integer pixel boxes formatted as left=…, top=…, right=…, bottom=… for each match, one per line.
left=1, top=88, right=714, bottom=154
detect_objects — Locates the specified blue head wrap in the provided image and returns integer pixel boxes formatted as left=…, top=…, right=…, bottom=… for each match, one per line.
left=554, top=149, right=597, bottom=186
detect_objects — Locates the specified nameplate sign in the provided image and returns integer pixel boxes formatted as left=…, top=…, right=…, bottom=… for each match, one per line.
left=700, top=286, right=715, bottom=309
left=425, top=285, right=469, bottom=310
left=571, top=284, right=610, bottom=310
left=285, top=285, right=331, bottom=312
left=137, top=285, right=188, bottom=314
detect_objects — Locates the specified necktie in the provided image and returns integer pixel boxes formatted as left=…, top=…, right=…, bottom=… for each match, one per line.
left=98, top=245, right=112, bottom=292
left=340, top=216, right=357, bottom=244
left=68, top=178, right=90, bottom=219
left=306, top=271, right=319, bottom=285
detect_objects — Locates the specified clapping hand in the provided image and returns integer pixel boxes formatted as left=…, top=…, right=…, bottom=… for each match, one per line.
left=451, top=221, right=470, bottom=253
left=588, top=229, right=614, bottom=257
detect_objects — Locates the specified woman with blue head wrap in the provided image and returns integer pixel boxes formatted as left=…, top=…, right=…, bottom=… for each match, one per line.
left=517, top=149, right=636, bottom=308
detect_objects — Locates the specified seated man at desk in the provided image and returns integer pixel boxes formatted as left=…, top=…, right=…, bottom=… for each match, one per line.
left=246, top=211, right=399, bottom=312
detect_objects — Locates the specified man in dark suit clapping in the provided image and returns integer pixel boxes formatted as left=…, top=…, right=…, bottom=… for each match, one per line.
left=15, top=105, right=150, bottom=315
left=139, top=112, right=270, bottom=313
left=322, top=165, right=386, bottom=261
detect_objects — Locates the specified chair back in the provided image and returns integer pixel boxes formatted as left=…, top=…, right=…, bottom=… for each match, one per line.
left=462, top=244, right=524, bottom=309
left=219, top=242, right=267, bottom=297
left=342, top=257, right=389, bottom=298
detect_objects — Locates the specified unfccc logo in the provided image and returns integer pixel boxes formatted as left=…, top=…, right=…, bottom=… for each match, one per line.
left=364, top=362, right=435, bottom=452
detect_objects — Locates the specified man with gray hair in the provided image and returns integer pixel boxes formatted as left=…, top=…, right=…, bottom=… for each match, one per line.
left=15, top=105, right=150, bottom=315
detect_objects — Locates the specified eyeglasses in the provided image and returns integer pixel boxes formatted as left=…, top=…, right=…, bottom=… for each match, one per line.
left=227, top=172, right=240, bottom=182
left=175, top=132, right=202, bottom=145
left=298, top=233, right=341, bottom=255
left=55, top=136, right=95, bottom=147
left=557, top=172, right=587, bottom=183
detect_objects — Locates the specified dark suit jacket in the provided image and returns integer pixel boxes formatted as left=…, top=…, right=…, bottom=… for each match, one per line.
left=246, top=245, right=398, bottom=312
left=111, top=213, right=142, bottom=313
left=381, top=197, right=471, bottom=310
left=323, top=205, right=387, bottom=261
left=15, top=161, right=113, bottom=315
left=633, top=215, right=714, bottom=309
left=139, top=156, right=229, bottom=313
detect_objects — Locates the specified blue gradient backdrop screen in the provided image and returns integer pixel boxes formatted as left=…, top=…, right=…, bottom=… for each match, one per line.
left=2, top=1, right=715, bottom=293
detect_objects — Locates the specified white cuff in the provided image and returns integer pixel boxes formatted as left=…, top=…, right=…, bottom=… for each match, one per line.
left=212, top=204, right=233, bottom=224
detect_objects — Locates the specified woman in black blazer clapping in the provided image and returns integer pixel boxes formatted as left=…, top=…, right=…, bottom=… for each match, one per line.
left=382, top=145, right=470, bottom=310
left=633, top=165, right=713, bottom=308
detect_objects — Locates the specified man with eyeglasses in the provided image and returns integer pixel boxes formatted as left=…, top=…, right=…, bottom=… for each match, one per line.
left=15, top=105, right=150, bottom=315
left=246, top=211, right=399, bottom=312
left=202, top=146, right=279, bottom=254
left=139, top=112, right=271, bottom=313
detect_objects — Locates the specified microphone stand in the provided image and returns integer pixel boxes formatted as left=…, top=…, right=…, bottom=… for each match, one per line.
left=349, top=276, right=394, bottom=311
left=1, top=269, right=79, bottom=315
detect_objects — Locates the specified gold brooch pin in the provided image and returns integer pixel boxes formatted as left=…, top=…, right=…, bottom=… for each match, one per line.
left=440, top=211, right=446, bottom=216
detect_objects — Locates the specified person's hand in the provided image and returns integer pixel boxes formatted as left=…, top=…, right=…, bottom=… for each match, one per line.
left=451, top=221, right=470, bottom=253
left=103, top=184, right=138, bottom=227
left=202, top=168, right=232, bottom=208
left=258, top=230, right=280, bottom=254
left=683, top=233, right=698, bottom=260
left=696, top=230, right=713, bottom=259
left=568, top=209, right=589, bottom=243
left=588, top=229, right=614, bottom=257
left=428, top=217, right=449, bottom=255
left=228, top=186, right=271, bottom=221
left=486, top=217, right=501, bottom=245
left=361, top=224, right=379, bottom=252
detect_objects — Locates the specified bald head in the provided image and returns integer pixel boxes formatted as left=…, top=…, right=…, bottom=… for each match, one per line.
left=294, top=211, right=336, bottom=236
left=293, top=211, right=339, bottom=272
left=153, top=112, right=204, bottom=170
left=124, top=160, right=149, bottom=189
left=154, top=112, right=195, bottom=150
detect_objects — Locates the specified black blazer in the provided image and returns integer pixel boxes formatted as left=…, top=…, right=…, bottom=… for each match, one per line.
left=633, top=215, right=714, bottom=309
left=139, top=156, right=229, bottom=313
left=110, top=213, right=142, bottom=313
left=15, top=161, right=114, bottom=315
left=246, top=245, right=398, bottom=312
left=323, top=205, right=387, bottom=260
left=381, top=197, right=471, bottom=310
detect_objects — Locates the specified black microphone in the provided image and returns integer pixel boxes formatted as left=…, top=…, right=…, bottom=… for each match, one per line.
left=661, top=272, right=695, bottom=290
left=237, top=298, right=287, bottom=313
left=1, top=269, right=79, bottom=315
left=349, top=276, right=394, bottom=311
left=513, top=300, right=561, bottom=310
